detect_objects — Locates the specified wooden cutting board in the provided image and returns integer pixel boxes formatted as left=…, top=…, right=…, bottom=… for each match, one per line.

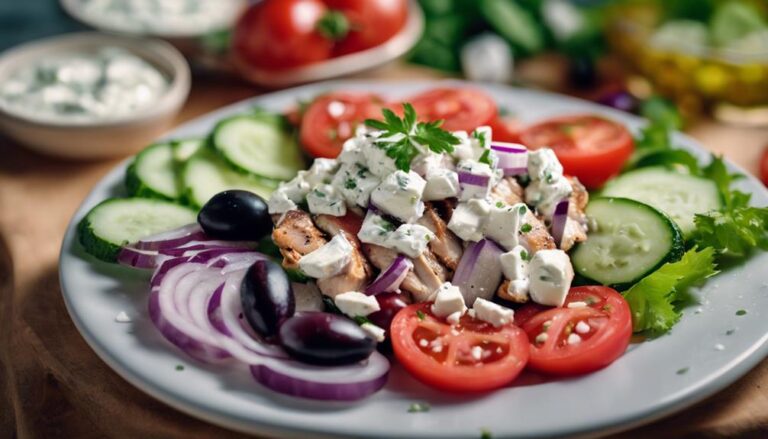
left=1, top=62, right=767, bottom=438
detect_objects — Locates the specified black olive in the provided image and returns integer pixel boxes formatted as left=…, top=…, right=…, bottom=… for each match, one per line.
left=279, top=312, right=376, bottom=366
left=198, top=190, right=271, bottom=241
left=241, top=259, right=295, bottom=338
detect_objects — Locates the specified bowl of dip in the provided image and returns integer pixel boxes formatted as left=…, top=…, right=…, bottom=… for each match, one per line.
left=0, top=32, right=190, bottom=159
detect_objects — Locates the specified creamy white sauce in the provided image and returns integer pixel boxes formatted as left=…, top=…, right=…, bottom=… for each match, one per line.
left=0, top=47, right=168, bottom=122
left=71, top=0, right=244, bottom=36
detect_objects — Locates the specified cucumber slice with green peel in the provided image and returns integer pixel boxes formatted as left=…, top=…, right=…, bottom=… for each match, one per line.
left=182, top=148, right=278, bottom=209
left=210, top=114, right=304, bottom=181
left=601, top=167, right=722, bottom=237
left=172, top=138, right=204, bottom=163
left=125, top=142, right=179, bottom=200
left=571, top=197, right=684, bottom=289
left=78, top=198, right=197, bottom=262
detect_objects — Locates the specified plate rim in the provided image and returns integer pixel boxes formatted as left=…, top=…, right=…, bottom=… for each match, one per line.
left=59, top=79, right=768, bottom=439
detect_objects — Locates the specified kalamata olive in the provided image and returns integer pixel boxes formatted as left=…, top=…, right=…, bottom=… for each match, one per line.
left=367, top=293, right=409, bottom=332
left=597, top=90, right=638, bottom=114
left=241, top=259, right=295, bottom=338
left=279, top=312, right=376, bottom=366
left=568, top=56, right=597, bottom=89
left=198, top=190, right=271, bottom=241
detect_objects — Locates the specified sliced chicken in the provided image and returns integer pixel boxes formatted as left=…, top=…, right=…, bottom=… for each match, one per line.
left=430, top=198, right=457, bottom=223
left=313, top=213, right=372, bottom=298
left=271, top=210, right=327, bottom=269
left=489, top=177, right=555, bottom=253
left=496, top=280, right=529, bottom=304
left=560, top=177, right=589, bottom=252
left=363, top=244, right=445, bottom=303
left=490, top=176, right=525, bottom=205
left=417, top=203, right=463, bottom=270
left=411, top=250, right=450, bottom=302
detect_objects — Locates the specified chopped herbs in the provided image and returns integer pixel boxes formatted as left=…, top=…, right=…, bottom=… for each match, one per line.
left=496, top=201, right=504, bottom=208
left=175, top=364, right=184, bottom=371
left=365, top=103, right=460, bottom=171
left=408, top=402, right=431, bottom=413
left=520, top=223, right=532, bottom=233
left=676, top=367, right=689, bottom=375
left=520, top=249, right=530, bottom=261
left=416, top=310, right=426, bottom=321
left=726, top=329, right=736, bottom=335
left=736, top=309, right=747, bottom=316
left=518, top=205, right=527, bottom=215
left=344, top=178, right=357, bottom=190
left=354, top=315, right=373, bottom=325
left=472, top=129, right=487, bottom=146
left=313, top=189, right=326, bottom=198
left=478, top=149, right=493, bottom=165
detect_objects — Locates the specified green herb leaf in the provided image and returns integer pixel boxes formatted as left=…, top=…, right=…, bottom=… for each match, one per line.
left=623, top=247, right=718, bottom=336
left=354, top=315, right=372, bottom=325
left=365, top=104, right=460, bottom=171
left=408, top=402, right=431, bottom=413
left=478, top=149, right=493, bottom=165
left=416, top=310, right=426, bottom=321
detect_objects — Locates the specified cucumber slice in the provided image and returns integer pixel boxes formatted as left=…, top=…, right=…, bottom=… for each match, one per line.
left=571, top=197, right=684, bottom=289
left=210, top=114, right=304, bottom=181
left=78, top=198, right=197, bottom=262
left=601, top=167, right=722, bottom=237
left=125, top=142, right=179, bottom=200
left=173, top=138, right=204, bottom=163
left=182, top=148, right=278, bottom=209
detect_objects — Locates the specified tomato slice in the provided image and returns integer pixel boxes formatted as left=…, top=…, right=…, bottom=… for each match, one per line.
left=519, top=115, right=634, bottom=189
left=518, top=286, right=632, bottom=376
left=407, top=88, right=498, bottom=132
left=391, top=303, right=529, bottom=392
left=488, top=116, right=523, bottom=143
left=299, top=92, right=386, bottom=158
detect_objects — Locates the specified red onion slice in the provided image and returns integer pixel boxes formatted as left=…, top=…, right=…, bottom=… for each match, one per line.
left=117, top=247, right=161, bottom=269
left=251, top=352, right=390, bottom=401
left=365, top=255, right=412, bottom=295
left=492, top=142, right=528, bottom=176
left=551, top=199, right=569, bottom=248
left=136, top=223, right=207, bottom=251
left=458, top=171, right=491, bottom=187
left=159, top=240, right=254, bottom=257
left=452, top=239, right=504, bottom=306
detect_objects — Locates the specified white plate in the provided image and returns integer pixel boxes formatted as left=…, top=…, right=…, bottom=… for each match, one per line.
left=59, top=80, right=768, bottom=438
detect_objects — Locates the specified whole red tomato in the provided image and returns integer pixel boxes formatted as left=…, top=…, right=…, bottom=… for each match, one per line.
left=233, top=0, right=334, bottom=71
left=325, top=0, right=408, bottom=55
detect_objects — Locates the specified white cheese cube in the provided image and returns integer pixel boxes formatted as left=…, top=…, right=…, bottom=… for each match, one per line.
left=363, top=140, right=398, bottom=177
left=298, top=234, right=353, bottom=279
left=386, top=224, right=434, bottom=258
left=527, top=148, right=563, bottom=182
left=528, top=249, right=574, bottom=307
left=332, top=163, right=380, bottom=208
left=451, top=131, right=474, bottom=161
left=338, top=137, right=366, bottom=165
left=334, top=291, right=381, bottom=317
left=361, top=322, right=386, bottom=342
left=456, top=159, right=494, bottom=201
left=268, top=176, right=310, bottom=214
left=303, top=158, right=339, bottom=186
left=431, top=282, right=467, bottom=318
left=370, top=170, right=426, bottom=222
left=448, top=198, right=490, bottom=242
left=411, top=152, right=446, bottom=177
left=357, top=211, right=397, bottom=247
left=472, top=298, right=514, bottom=327
left=484, top=202, right=526, bottom=250
left=525, top=178, right=572, bottom=219
left=423, top=168, right=460, bottom=201
left=470, top=126, right=492, bottom=149
left=500, top=245, right=530, bottom=280
left=306, top=184, right=346, bottom=217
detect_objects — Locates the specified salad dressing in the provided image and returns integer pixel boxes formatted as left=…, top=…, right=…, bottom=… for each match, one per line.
left=0, top=48, right=168, bottom=122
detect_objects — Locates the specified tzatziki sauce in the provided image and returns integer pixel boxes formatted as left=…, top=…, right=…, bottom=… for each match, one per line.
left=0, top=47, right=169, bottom=122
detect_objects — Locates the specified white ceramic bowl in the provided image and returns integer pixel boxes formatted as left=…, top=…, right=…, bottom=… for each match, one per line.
left=0, top=32, right=191, bottom=159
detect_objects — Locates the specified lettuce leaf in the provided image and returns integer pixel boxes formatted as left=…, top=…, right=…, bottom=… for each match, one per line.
left=624, top=247, right=718, bottom=335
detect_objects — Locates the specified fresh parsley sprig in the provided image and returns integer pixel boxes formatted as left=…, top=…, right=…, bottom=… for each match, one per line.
left=365, top=103, right=460, bottom=171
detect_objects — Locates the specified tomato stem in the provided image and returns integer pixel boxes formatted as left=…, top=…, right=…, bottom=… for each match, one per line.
left=317, top=10, right=350, bottom=41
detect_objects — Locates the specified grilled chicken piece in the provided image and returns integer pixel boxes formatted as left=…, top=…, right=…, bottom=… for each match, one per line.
left=272, top=210, right=327, bottom=269
left=489, top=177, right=555, bottom=253
left=313, top=213, right=372, bottom=298
left=560, top=177, right=589, bottom=252
left=491, top=176, right=525, bottom=205
left=430, top=198, right=457, bottom=223
left=496, top=280, right=530, bottom=303
left=417, top=203, right=463, bottom=270
left=363, top=244, right=445, bottom=302
left=411, top=250, right=450, bottom=302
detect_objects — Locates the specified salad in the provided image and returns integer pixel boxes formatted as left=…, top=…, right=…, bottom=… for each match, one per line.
left=76, top=86, right=768, bottom=401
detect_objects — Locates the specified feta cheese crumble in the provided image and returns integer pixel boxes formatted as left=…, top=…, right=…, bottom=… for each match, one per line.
left=361, top=322, right=386, bottom=343
left=115, top=311, right=131, bottom=323
left=431, top=282, right=467, bottom=319
left=472, top=298, right=514, bottom=327
left=298, top=234, right=353, bottom=279
left=448, top=198, right=491, bottom=242
left=386, top=224, right=434, bottom=258
left=370, top=170, right=426, bottom=222
left=334, top=291, right=381, bottom=317
left=528, top=249, right=574, bottom=307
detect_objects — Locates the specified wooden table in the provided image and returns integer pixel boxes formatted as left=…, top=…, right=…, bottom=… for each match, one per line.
left=1, top=61, right=767, bottom=438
